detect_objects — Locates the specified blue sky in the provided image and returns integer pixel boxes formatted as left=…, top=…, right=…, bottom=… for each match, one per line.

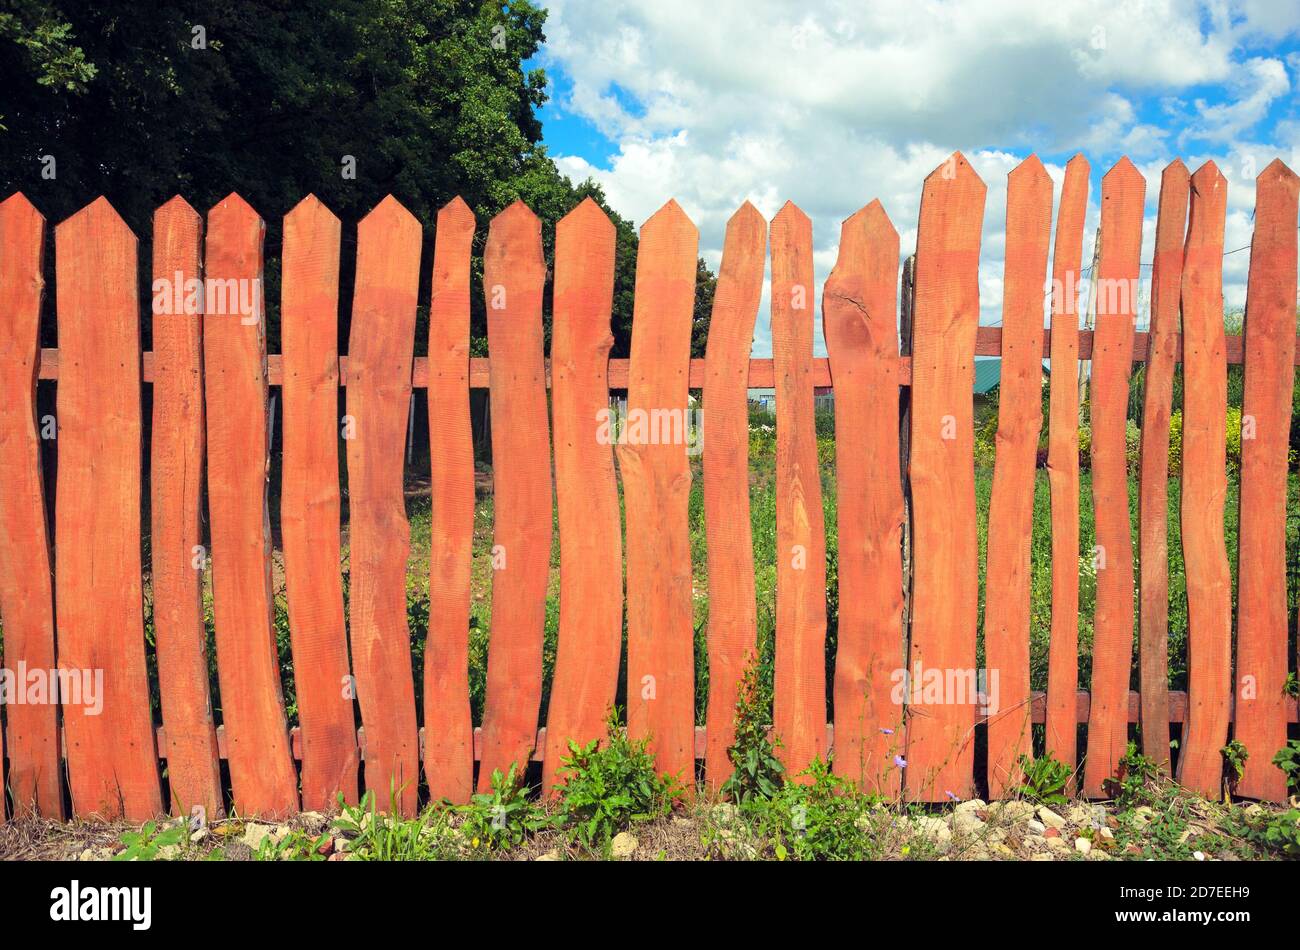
left=526, top=1, right=1300, bottom=356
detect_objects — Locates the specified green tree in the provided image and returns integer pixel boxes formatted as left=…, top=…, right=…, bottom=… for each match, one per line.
left=0, top=0, right=715, bottom=354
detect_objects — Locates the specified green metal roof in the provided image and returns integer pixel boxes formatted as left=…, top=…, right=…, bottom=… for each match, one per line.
left=973, top=358, right=1002, bottom=394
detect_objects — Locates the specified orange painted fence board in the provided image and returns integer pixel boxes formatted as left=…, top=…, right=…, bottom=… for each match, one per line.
left=543, top=198, right=622, bottom=796
left=771, top=201, right=828, bottom=777
left=54, top=198, right=162, bottom=820
left=280, top=195, right=361, bottom=811
left=623, top=200, right=698, bottom=787
left=1235, top=160, right=1299, bottom=802
left=701, top=203, right=766, bottom=790
left=478, top=201, right=552, bottom=790
left=905, top=153, right=986, bottom=801
left=1043, top=155, right=1089, bottom=779
left=150, top=197, right=223, bottom=819
left=346, top=196, right=422, bottom=815
left=982, top=156, right=1052, bottom=798
left=1137, top=160, right=1189, bottom=769
left=424, top=197, right=478, bottom=804
left=0, top=193, right=61, bottom=818
left=824, top=201, right=905, bottom=795
left=1083, top=159, right=1146, bottom=798
left=203, top=194, right=298, bottom=818
left=1177, top=163, right=1232, bottom=798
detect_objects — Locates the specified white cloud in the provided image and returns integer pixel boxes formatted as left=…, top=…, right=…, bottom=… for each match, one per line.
left=1181, top=57, right=1291, bottom=144
left=541, top=0, right=1300, bottom=353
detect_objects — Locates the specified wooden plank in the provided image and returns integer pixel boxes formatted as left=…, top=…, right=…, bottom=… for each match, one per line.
left=623, top=200, right=699, bottom=787
left=477, top=201, right=552, bottom=790
left=150, top=197, right=223, bottom=819
left=203, top=193, right=298, bottom=818
left=1044, top=155, right=1090, bottom=780
left=982, top=156, right=1053, bottom=798
left=1235, top=160, right=1299, bottom=802
left=542, top=198, right=622, bottom=797
left=0, top=193, right=61, bottom=818
left=424, top=196, right=478, bottom=804
left=771, top=201, right=828, bottom=777
left=54, top=197, right=162, bottom=820
left=345, top=195, right=422, bottom=815
left=905, top=153, right=986, bottom=801
left=280, top=194, right=360, bottom=811
left=1137, top=161, right=1189, bottom=769
left=1177, top=162, right=1232, bottom=798
left=1083, top=159, right=1147, bottom=797
left=824, top=200, right=905, bottom=794
left=701, top=203, right=766, bottom=791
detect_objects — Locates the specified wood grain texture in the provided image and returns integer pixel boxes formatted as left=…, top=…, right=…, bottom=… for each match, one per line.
left=771, top=201, right=828, bottom=777
left=346, top=195, right=422, bottom=815
left=1083, top=159, right=1146, bottom=797
left=1234, top=160, right=1299, bottom=802
left=478, top=201, right=552, bottom=791
left=824, top=201, right=905, bottom=794
left=1137, top=161, right=1189, bottom=769
left=542, top=198, right=622, bottom=797
left=623, top=200, right=699, bottom=787
left=150, top=196, right=222, bottom=819
left=1044, top=155, right=1090, bottom=780
left=203, top=193, right=298, bottom=817
left=701, top=203, right=766, bottom=791
left=55, top=198, right=162, bottom=820
left=905, top=153, right=986, bottom=801
left=0, top=193, right=61, bottom=817
left=1177, top=162, right=1232, bottom=798
left=280, top=195, right=360, bottom=811
left=982, top=156, right=1053, bottom=798
left=424, top=196, right=477, bottom=804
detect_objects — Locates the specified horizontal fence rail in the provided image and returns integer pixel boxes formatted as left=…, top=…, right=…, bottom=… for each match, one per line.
left=1, top=150, right=1299, bottom=823
left=26, top=327, right=1300, bottom=389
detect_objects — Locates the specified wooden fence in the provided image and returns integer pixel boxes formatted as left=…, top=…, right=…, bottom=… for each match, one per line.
left=0, top=151, right=1297, bottom=823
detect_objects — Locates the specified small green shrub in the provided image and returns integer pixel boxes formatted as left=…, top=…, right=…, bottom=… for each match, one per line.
left=759, top=758, right=878, bottom=861
left=457, top=764, right=549, bottom=852
left=1221, top=739, right=1249, bottom=793
left=255, top=829, right=329, bottom=862
left=721, top=654, right=785, bottom=804
left=114, top=820, right=187, bottom=861
left=554, top=709, right=682, bottom=852
left=1015, top=751, right=1071, bottom=807
left=1225, top=807, right=1300, bottom=858
left=333, top=791, right=456, bottom=861
left=1107, top=742, right=1163, bottom=809
left=1273, top=740, right=1300, bottom=795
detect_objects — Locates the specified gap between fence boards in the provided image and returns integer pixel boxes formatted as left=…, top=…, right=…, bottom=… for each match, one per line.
left=32, top=326, right=1284, bottom=388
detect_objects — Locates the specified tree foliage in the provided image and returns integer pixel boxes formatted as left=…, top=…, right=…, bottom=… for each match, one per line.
left=0, top=0, right=715, bottom=354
